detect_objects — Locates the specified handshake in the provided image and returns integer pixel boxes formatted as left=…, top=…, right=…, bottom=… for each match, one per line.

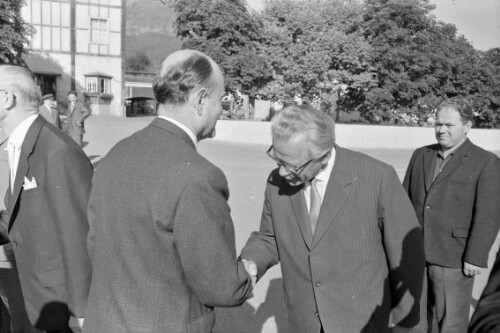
left=241, top=259, right=258, bottom=289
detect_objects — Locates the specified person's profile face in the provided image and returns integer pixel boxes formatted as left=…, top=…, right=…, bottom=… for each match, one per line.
left=201, top=68, right=225, bottom=139
left=434, top=107, right=471, bottom=150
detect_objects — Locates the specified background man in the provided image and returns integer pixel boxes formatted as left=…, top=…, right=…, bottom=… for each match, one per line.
left=403, top=97, right=500, bottom=332
left=0, top=130, right=39, bottom=333
left=66, top=91, right=90, bottom=147
left=0, top=65, right=93, bottom=333
left=38, top=93, right=60, bottom=129
left=241, top=104, right=425, bottom=333
left=84, top=49, right=254, bottom=333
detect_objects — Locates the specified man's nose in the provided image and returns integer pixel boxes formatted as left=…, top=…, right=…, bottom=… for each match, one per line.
left=278, top=166, right=289, bottom=177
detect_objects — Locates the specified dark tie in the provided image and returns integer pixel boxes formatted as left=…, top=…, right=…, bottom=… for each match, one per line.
left=309, top=179, right=321, bottom=235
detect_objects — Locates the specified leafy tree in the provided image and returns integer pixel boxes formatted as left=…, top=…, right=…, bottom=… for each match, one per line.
left=257, top=0, right=375, bottom=118
left=125, top=51, right=153, bottom=72
left=0, top=0, right=33, bottom=64
left=172, top=0, right=273, bottom=94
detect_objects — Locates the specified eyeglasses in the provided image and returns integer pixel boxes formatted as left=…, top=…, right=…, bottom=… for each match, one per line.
left=266, top=145, right=329, bottom=177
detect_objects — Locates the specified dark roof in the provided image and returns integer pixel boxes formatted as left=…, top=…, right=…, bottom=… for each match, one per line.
left=23, top=53, right=63, bottom=76
left=85, top=72, right=113, bottom=78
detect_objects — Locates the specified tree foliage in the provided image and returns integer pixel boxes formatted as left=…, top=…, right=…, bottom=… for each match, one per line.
left=125, top=51, right=152, bottom=72
left=172, top=0, right=273, bottom=93
left=258, top=0, right=374, bottom=117
left=0, top=0, right=33, bottom=64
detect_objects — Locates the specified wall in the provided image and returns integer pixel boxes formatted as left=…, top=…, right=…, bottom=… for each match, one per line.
left=213, top=121, right=500, bottom=151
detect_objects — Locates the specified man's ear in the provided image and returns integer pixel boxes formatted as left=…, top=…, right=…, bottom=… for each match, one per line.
left=195, top=88, right=208, bottom=116
left=2, top=90, right=16, bottom=110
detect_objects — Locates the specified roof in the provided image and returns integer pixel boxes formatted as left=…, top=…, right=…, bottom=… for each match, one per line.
left=23, top=53, right=63, bottom=76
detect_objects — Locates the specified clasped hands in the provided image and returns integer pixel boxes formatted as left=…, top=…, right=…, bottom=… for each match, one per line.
left=241, top=259, right=257, bottom=289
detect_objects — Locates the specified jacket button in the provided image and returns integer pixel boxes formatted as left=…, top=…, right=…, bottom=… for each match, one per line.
left=315, top=311, right=319, bottom=317
left=315, top=282, right=321, bottom=287
left=425, top=206, right=430, bottom=209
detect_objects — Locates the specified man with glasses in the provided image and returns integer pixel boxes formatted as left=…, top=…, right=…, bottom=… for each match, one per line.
left=241, top=104, right=425, bottom=333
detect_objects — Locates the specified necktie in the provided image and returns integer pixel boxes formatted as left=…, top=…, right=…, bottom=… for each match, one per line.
left=6, top=142, right=16, bottom=192
left=309, top=179, right=321, bottom=235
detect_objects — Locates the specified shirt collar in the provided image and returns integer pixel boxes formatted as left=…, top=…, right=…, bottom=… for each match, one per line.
left=157, top=115, right=197, bottom=147
left=438, top=137, right=467, bottom=159
left=312, top=147, right=336, bottom=183
left=8, top=115, right=39, bottom=150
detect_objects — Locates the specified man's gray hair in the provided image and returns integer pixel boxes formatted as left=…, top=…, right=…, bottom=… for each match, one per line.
left=271, top=104, right=335, bottom=157
left=0, top=65, right=41, bottom=109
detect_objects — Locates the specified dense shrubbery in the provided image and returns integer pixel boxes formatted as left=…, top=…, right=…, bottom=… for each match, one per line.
left=171, top=0, right=500, bottom=127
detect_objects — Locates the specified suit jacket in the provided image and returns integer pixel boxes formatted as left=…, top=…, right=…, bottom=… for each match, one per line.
left=403, top=139, right=500, bottom=268
left=4, top=116, right=93, bottom=331
left=469, top=249, right=500, bottom=333
left=241, top=147, right=425, bottom=333
left=0, top=131, right=15, bottom=265
left=84, top=118, right=253, bottom=333
left=67, top=101, right=90, bottom=136
left=38, top=104, right=61, bottom=129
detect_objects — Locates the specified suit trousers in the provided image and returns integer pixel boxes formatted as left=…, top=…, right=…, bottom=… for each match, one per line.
left=0, top=266, right=41, bottom=333
left=69, top=130, right=83, bottom=147
left=427, top=264, right=474, bottom=333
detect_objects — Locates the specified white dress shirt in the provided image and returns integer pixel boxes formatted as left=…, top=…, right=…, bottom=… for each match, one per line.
left=157, top=115, right=197, bottom=147
left=6, top=115, right=39, bottom=190
left=304, top=148, right=336, bottom=211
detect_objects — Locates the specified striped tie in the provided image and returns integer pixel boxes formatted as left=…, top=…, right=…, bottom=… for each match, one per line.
left=309, top=179, right=321, bottom=235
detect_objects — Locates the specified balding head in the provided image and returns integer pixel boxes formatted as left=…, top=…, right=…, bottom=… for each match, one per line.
left=0, top=65, right=41, bottom=110
left=153, top=49, right=222, bottom=106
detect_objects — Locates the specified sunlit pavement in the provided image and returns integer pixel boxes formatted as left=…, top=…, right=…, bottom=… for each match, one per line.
left=84, top=115, right=500, bottom=333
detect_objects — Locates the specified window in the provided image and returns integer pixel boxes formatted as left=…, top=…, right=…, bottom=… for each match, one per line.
left=90, top=18, right=108, bottom=44
left=86, top=76, right=111, bottom=94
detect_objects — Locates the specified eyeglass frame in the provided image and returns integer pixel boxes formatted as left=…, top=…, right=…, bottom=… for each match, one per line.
left=266, top=145, right=330, bottom=177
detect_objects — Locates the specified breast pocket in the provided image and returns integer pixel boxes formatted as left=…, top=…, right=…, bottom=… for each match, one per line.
left=38, top=267, right=65, bottom=287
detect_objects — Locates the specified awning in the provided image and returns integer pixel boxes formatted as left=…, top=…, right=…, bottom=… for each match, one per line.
left=23, top=53, right=62, bottom=76
left=126, top=86, right=155, bottom=99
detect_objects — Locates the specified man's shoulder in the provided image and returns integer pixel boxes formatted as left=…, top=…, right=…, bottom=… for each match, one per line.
left=336, top=146, right=392, bottom=171
left=467, top=141, right=499, bottom=161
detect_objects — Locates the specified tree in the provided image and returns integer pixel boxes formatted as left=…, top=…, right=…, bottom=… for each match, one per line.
left=257, top=0, right=375, bottom=118
left=0, top=0, right=33, bottom=64
left=172, top=0, right=273, bottom=94
left=125, top=51, right=152, bottom=72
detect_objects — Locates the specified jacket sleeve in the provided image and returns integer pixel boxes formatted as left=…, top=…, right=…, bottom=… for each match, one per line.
left=44, top=145, right=93, bottom=317
left=174, top=166, right=253, bottom=307
left=469, top=250, right=500, bottom=333
left=464, top=155, right=500, bottom=267
left=240, top=181, right=280, bottom=281
left=402, top=149, right=418, bottom=195
left=379, top=166, right=426, bottom=328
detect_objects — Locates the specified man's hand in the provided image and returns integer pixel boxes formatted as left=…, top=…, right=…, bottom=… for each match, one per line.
left=241, top=259, right=257, bottom=289
left=69, top=316, right=84, bottom=332
left=463, top=262, right=482, bottom=277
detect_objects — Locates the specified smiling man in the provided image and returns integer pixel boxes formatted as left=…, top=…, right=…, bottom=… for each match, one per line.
left=241, top=104, right=425, bottom=333
left=403, top=97, right=500, bottom=333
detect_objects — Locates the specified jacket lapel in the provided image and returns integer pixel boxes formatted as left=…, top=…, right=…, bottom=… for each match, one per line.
left=289, top=186, right=313, bottom=249
left=7, top=116, right=45, bottom=231
left=423, top=146, right=436, bottom=193
left=432, top=139, right=471, bottom=187
left=311, top=147, right=353, bottom=249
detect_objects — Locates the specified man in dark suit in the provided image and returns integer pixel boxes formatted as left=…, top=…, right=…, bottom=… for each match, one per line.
left=0, top=65, right=93, bottom=333
left=469, top=250, right=500, bottom=333
left=0, top=130, right=40, bottom=333
left=83, top=50, right=254, bottom=333
left=38, top=94, right=61, bottom=129
left=66, top=91, right=90, bottom=147
left=241, top=104, right=425, bottom=333
left=403, top=97, right=500, bottom=332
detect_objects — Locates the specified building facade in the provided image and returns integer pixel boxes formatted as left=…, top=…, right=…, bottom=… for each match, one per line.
left=21, top=0, right=125, bottom=116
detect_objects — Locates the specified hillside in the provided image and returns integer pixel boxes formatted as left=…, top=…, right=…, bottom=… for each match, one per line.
left=125, top=0, right=182, bottom=71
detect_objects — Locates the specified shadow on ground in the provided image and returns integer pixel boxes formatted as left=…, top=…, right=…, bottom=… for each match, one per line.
left=215, top=278, right=290, bottom=333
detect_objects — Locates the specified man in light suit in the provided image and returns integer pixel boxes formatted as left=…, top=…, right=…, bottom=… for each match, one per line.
left=84, top=50, right=254, bottom=333
left=403, top=97, right=500, bottom=333
left=38, top=94, right=60, bottom=129
left=0, top=65, right=93, bottom=333
left=66, top=91, right=90, bottom=147
left=241, top=104, right=425, bottom=333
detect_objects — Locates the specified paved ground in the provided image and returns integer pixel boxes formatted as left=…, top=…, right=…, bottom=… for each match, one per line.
left=84, top=116, right=500, bottom=333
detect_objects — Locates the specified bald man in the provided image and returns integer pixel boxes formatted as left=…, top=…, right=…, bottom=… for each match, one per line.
left=0, top=65, right=92, bottom=333
left=83, top=50, right=254, bottom=333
